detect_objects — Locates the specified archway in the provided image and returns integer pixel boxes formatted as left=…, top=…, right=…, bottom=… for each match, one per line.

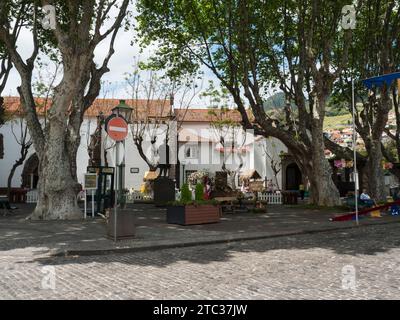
left=21, top=153, right=39, bottom=189
left=285, top=162, right=302, bottom=190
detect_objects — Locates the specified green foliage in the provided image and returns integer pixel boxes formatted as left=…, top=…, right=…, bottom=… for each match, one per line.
left=195, top=183, right=204, bottom=201
left=168, top=199, right=219, bottom=207
left=180, top=183, right=192, bottom=203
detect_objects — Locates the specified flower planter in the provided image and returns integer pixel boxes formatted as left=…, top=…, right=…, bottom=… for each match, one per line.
left=166, top=204, right=221, bottom=225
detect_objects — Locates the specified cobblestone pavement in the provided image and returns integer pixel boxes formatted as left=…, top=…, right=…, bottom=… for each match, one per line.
left=1, top=204, right=397, bottom=256
left=1, top=222, right=400, bottom=299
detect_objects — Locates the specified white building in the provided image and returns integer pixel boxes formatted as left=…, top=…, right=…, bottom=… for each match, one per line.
left=0, top=97, right=287, bottom=194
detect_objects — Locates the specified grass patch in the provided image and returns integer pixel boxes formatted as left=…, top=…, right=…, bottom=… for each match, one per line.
left=324, top=114, right=352, bottom=130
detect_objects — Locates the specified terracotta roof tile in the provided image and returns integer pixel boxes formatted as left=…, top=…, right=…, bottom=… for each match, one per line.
left=2, top=97, right=254, bottom=124
left=2, top=97, right=172, bottom=119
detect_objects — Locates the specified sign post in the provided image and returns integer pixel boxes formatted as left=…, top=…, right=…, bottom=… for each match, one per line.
left=106, top=116, right=129, bottom=242
left=84, top=173, right=97, bottom=219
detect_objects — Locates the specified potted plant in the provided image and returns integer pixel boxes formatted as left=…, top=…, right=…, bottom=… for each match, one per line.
left=166, top=183, right=221, bottom=225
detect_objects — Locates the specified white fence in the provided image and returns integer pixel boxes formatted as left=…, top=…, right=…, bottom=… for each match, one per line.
left=257, top=192, right=282, bottom=204
left=25, top=189, right=282, bottom=204
left=26, top=190, right=39, bottom=203
left=126, top=190, right=180, bottom=202
left=126, top=192, right=148, bottom=202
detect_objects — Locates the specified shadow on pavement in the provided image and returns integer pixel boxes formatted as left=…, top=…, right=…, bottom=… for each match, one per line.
left=1, top=203, right=400, bottom=267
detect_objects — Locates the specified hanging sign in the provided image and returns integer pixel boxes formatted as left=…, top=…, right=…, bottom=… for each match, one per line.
left=84, top=173, right=97, bottom=190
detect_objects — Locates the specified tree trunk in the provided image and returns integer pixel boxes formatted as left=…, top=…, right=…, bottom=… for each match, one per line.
left=227, top=171, right=237, bottom=190
left=29, top=128, right=81, bottom=220
left=364, top=140, right=386, bottom=202
left=7, top=163, right=19, bottom=199
left=308, top=118, right=341, bottom=206
left=306, top=160, right=341, bottom=206
left=134, top=139, right=158, bottom=171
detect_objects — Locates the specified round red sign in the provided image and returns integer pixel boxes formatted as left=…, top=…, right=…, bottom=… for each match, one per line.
left=106, top=116, right=129, bottom=141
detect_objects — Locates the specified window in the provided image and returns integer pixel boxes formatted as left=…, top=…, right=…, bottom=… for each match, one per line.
left=184, top=144, right=198, bottom=159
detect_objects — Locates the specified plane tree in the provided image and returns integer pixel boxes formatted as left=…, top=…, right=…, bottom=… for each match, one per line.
left=0, top=0, right=131, bottom=219
left=136, top=0, right=355, bottom=205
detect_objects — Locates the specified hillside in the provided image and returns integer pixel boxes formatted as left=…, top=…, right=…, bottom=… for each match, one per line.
left=323, top=114, right=352, bottom=130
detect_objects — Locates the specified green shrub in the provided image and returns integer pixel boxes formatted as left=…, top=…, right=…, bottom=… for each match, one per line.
left=167, top=199, right=219, bottom=206
left=195, top=183, right=204, bottom=201
left=180, top=183, right=192, bottom=203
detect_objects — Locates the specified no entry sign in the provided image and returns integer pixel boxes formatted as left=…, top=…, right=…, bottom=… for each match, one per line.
left=107, top=116, right=129, bottom=141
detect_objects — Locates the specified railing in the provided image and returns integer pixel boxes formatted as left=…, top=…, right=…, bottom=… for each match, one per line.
left=25, top=189, right=282, bottom=204
left=26, top=190, right=38, bottom=203
left=125, top=192, right=147, bottom=203
left=257, top=192, right=282, bottom=204
left=125, top=190, right=181, bottom=203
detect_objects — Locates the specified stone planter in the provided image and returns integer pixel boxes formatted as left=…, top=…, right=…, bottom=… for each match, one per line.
left=166, top=204, right=221, bottom=226
left=107, top=210, right=135, bottom=240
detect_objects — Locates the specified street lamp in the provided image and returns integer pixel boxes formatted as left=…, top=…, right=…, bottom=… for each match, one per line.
left=109, top=100, right=133, bottom=242
left=112, top=99, right=133, bottom=122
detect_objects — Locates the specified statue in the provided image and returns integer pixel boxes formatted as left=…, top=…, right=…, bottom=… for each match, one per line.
left=157, top=139, right=171, bottom=178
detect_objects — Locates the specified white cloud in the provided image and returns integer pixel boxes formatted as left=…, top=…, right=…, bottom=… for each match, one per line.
left=3, top=1, right=220, bottom=109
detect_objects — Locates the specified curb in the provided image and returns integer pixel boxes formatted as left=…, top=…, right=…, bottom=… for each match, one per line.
left=53, top=219, right=400, bottom=257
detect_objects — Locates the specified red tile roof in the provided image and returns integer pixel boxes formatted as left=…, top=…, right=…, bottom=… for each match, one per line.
left=2, top=97, right=253, bottom=124
left=2, top=97, right=172, bottom=119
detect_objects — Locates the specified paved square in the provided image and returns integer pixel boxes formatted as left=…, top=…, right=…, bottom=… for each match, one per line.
left=1, top=222, right=400, bottom=299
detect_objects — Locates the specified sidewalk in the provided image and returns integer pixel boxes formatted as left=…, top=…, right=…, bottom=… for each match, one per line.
left=1, top=203, right=399, bottom=258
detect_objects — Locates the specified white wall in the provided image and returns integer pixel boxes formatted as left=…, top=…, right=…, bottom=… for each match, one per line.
left=0, top=117, right=98, bottom=188
left=0, top=119, right=34, bottom=188
left=0, top=117, right=287, bottom=191
left=77, top=117, right=100, bottom=185
left=177, top=122, right=287, bottom=189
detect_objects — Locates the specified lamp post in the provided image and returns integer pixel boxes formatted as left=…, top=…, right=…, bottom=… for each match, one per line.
left=351, top=79, right=359, bottom=225
left=111, top=99, right=133, bottom=192
left=109, top=100, right=133, bottom=242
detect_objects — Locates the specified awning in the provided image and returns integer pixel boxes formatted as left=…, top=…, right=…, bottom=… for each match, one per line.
left=362, top=72, right=400, bottom=90
left=239, top=169, right=261, bottom=181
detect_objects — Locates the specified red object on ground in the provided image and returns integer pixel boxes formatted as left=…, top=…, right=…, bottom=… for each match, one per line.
left=330, top=200, right=400, bottom=222
left=107, top=116, right=128, bottom=141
